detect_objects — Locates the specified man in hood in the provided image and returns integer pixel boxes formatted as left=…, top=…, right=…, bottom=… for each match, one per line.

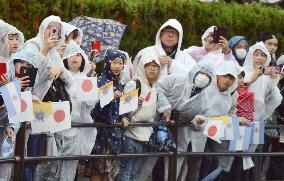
left=133, top=19, right=196, bottom=77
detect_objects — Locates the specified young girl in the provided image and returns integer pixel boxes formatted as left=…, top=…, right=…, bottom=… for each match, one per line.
left=116, top=54, right=161, bottom=181
left=90, top=48, right=128, bottom=181
left=0, top=20, right=24, bottom=181
left=45, top=40, right=97, bottom=181
left=243, top=41, right=282, bottom=181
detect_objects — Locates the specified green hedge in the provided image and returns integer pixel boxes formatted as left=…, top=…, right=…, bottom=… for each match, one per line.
left=1, top=0, right=284, bottom=58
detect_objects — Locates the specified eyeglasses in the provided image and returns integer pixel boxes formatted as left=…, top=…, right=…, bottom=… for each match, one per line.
left=145, top=63, right=160, bottom=69
left=162, top=29, right=179, bottom=36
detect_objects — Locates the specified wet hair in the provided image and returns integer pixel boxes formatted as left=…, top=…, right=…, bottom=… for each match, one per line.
left=63, top=54, right=85, bottom=72
left=257, top=32, right=277, bottom=42
left=239, top=71, right=245, bottom=78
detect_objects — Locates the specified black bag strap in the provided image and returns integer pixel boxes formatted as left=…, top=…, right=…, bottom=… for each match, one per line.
left=134, top=79, right=142, bottom=97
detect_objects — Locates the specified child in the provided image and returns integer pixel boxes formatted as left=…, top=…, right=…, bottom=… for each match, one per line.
left=42, top=40, right=97, bottom=181
left=0, top=20, right=24, bottom=181
left=9, top=48, right=42, bottom=181
left=134, top=61, right=215, bottom=181
left=242, top=42, right=282, bottom=181
left=197, top=60, right=249, bottom=181
left=258, top=32, right=278, bottom=65
left=116, top=54, right=161, bottom=181
left=90, top=48, right=128, bottom=181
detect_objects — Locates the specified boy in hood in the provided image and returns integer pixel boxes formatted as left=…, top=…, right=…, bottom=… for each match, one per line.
left=133, top=19, right=196, bottom=77
left=135, top=61, right=215, bottom=181
left=117, top=54, right=161, bottom=181
left=197, top=60, right=250, bottom=181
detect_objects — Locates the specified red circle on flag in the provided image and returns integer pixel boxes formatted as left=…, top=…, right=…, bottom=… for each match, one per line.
left=54, top=110, right=65, bottom=123
left=208, top=126, right=217, bottom=137
left=21, top=99, right=27, bottom=112
left=81, top=80, right=93, bottom=92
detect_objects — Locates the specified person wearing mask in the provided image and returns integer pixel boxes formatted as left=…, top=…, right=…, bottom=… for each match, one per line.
left=228, top=36, right=249, bottom=66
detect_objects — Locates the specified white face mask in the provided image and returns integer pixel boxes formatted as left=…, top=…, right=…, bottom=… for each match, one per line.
left=194, top=73, right=210, bottom=88
left=235, top=48, right=247, bottom=60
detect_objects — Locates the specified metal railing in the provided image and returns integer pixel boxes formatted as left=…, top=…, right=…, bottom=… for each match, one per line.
left=0, top=121, right=282, bottom=181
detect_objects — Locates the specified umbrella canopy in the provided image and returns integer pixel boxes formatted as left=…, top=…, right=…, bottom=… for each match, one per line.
left=69, top=15, right=127, bottom=63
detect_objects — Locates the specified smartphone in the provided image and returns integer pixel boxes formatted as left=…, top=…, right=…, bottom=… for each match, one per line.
left=91, top=40, right=101, bottom=63
left=49, top=27, right=60, bottom=38
left=19, top=66, right=38, bottom=87
left=212, top=27, right=228, bottom=44
left=0, top=63, right=7, bottom=77
left=92, top=40, right=100, bottom=52
left=262, top=65, right=284, bottom=75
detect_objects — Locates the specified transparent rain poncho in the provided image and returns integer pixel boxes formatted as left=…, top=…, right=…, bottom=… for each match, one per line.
left=243, top=42, right=282, bottom=122
left=0, top=20, right=24, bottom=59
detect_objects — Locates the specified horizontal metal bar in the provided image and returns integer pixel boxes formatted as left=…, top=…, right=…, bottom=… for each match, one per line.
left=0, top=156, right=19, bottom=163
left=24, top=152, right=173, bottom=162
left=179, top=152, right=284, bottom=157
left=71, top=122, right=284, bottom=129
left=71, top=121, right=175, bottom=128
left=23, top=152, right=284, bottom=162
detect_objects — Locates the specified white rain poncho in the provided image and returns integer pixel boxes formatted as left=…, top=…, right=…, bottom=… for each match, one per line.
left=122, top=54, right=161, bottom=181
left=36, top=40, right=97, bottom=181
left=184, top=26, right=237, bottom=69
left=0, top=21, right=24, bottom=181
left=123, top=53, right=160, bottom=142
left=155, top=61, right=215, bottom=180
left=62, top=22, right=83, bottom=45
left=0, top=20, right=24, bottom=60
left=243, top=42, right=282, bottom=122
left=61, top=40, right=97, bottom=154
left=201, top=60, right=239, bottom=175
left=133, top=19, right=196, bottom=77
left=120, top=50, right=133, bottom=85
left=24, top=15, right=73, bottom=101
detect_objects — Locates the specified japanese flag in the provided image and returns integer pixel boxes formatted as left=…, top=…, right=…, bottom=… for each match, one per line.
left=203, top=121, right=225, bottom=144
left=76, top=77, right=98, bottom=101
left=9, top=91, right=34, bottom=123
left=50, top=101, right=71, bottom=133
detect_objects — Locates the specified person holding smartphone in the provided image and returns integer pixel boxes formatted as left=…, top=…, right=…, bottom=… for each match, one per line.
left=242, top=42, right=282, bottom=180
left=24, top=15, right=74, bottom=181
left=184, top=26, right=236, bottom=69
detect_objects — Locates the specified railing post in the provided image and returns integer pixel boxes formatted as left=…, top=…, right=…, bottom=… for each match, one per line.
left=14, top=122, right=26, bottom=181
left=168, top=110, right=179, bottom=181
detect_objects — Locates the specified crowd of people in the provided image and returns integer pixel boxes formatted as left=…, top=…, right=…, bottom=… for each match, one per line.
left=0, top=15, right=283, bottom=181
